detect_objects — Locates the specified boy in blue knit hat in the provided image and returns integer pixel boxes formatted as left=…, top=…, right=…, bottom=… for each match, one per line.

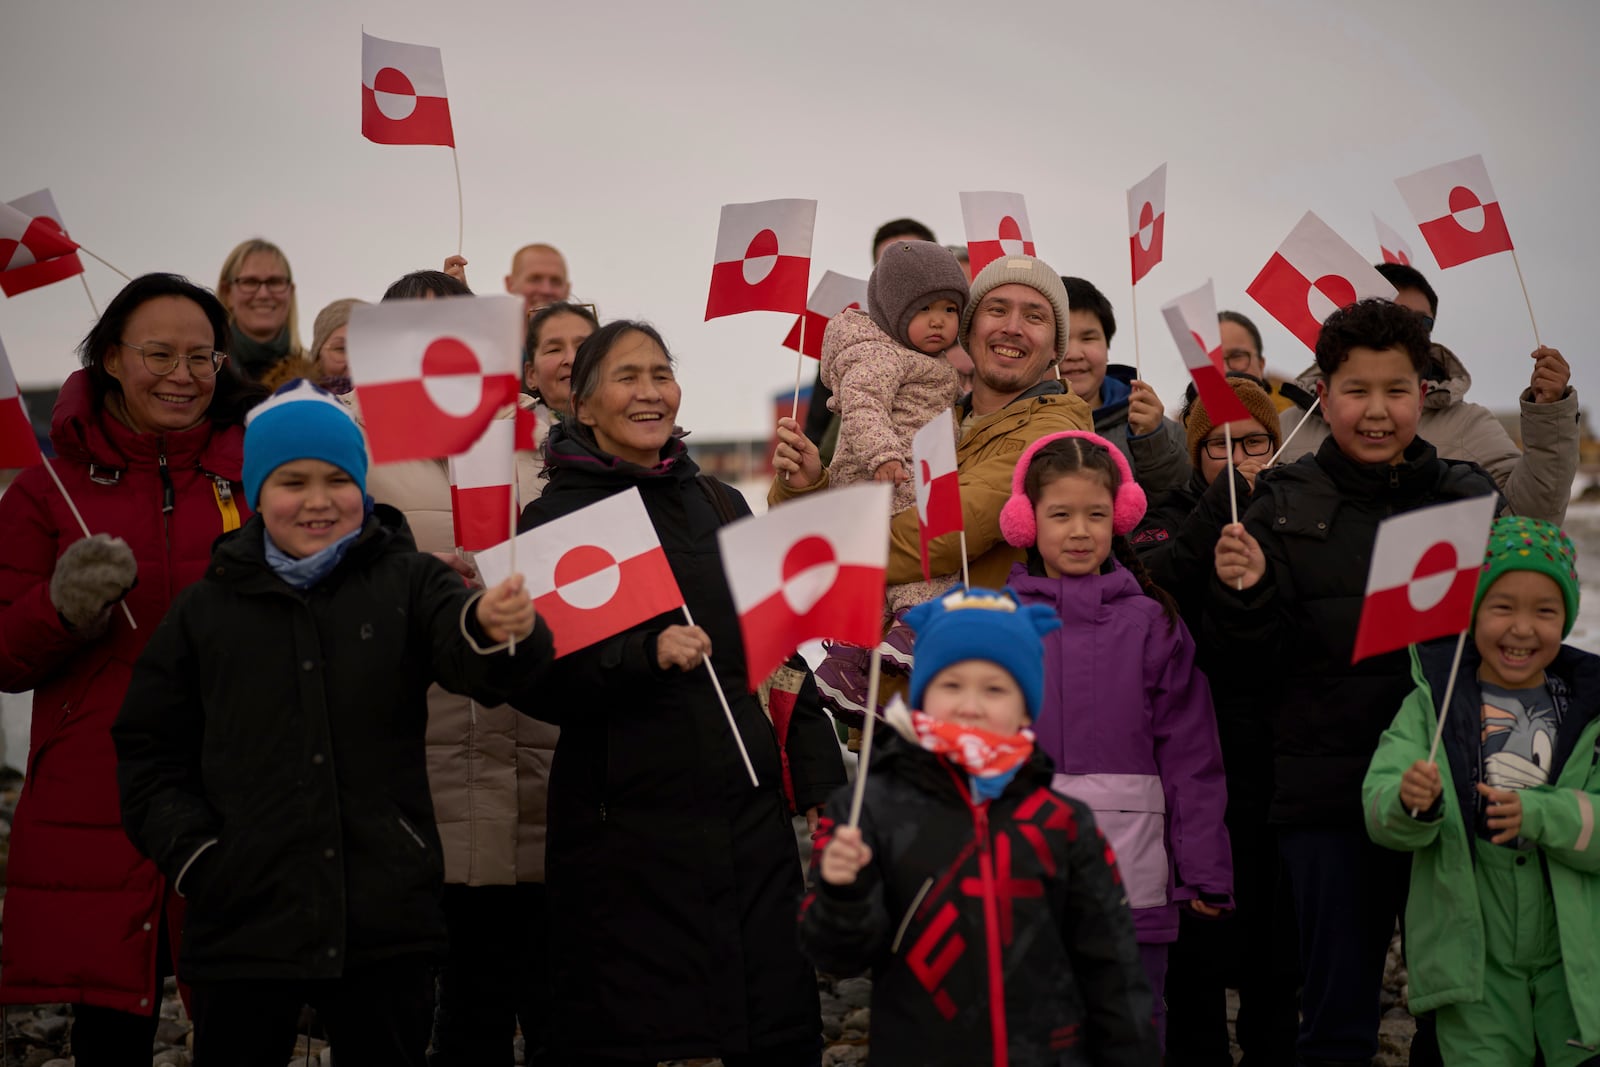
left=798, top=586, right=1159, bottom=1066
left=115, top=380, right=552, bottom=1066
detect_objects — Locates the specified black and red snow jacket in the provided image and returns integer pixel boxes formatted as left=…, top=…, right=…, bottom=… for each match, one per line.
left=798, top=734, right=1159, bottom=1067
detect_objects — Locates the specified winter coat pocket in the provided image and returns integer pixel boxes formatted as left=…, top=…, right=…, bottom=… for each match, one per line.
left=1051, top=772, right=1169, bottom=910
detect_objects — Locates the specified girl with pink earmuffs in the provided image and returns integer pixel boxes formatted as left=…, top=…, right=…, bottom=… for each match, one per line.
left=998, top=429, right=1233, bottom=1050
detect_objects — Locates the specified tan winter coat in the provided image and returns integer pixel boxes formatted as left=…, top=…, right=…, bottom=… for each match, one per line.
left=364, top=395, right=560, bottom=884
left=1277, top=344, right=1579, bottom=524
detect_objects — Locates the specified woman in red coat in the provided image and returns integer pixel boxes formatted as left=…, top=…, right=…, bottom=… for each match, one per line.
left=0, top=274, right=262, bottom=1063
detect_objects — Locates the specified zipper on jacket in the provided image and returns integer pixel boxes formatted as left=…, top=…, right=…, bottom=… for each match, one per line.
left=972, top=802, right=1010, bottom=1067
left=1389, top=467, right=1400, bottom=490
left=158, top=450, right=175, bottom=514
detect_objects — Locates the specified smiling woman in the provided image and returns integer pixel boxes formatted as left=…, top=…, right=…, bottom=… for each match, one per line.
left=216, top=238, right=304, bottom=381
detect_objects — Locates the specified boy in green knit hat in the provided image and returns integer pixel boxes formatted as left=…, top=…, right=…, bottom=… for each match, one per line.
left=1363, top=515, right=1600, bottom=1065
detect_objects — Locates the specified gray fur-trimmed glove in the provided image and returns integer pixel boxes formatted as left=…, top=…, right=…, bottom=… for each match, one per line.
left=49, top=534, right=137, bottom=635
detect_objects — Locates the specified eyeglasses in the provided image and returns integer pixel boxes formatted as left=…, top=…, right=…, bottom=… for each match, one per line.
left=1221, top=348, right=1259, bottom=371
left=231, top=275, right=292, bottom=295
left=1200, top=432, right=1274, bottom=461
left=118, top=342, right=227, bottom=379
left=528, top=302, right=598, bottom=322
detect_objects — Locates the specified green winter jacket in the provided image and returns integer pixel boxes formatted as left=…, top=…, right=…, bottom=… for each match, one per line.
left=1362, top=641, right=1600, bottom=1046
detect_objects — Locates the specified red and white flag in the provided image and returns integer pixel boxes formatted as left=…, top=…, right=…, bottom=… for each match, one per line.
left=0, top=335, right=43, bottom=469
left=1126, top=164, right=1167, bottom=285
left=782, top=271, right=867, bottom=359
left=719, top=483, right=891, bottom=686
left=1246, top=211, right=1398, bottom=351
left=912, top=409, right=962, bottom=580
left=514, top=405, right=539, bottom=452
left=347, top=294, right=522, bottom=464
left=704, top=199, right=816, bottom=320
left=1351, top=495, right=1498, bottom=663
left=361, top=32, right=455, bottom=147
left=448, top=420, right=516, bottom=553
left=1, top=191, right=84, bottom=298
left=1373, top=214, right=1415, bottom=267
left=1161, top=280, right=1251, bottom=426
left=476, top=487, right=684, bottom=658
left=960, top=191, right=1035, bottom=276
left=1395, top=155, right=1514, bottom=269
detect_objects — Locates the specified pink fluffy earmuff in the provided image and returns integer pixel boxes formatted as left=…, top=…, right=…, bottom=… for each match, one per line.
left=998, top=431, right=1148, bottom=547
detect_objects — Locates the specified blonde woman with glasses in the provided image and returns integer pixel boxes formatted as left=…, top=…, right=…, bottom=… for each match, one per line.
left=216, top=238, right=303, bottom=381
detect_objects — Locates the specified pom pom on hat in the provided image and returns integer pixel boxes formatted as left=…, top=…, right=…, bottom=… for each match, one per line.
left=905, top=586, right=1062, bottom=719
left=243, top=379, right=369, bottom=510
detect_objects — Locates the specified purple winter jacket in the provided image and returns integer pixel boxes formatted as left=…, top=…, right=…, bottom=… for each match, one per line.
left=1009, top=559, right=1233, bottom=944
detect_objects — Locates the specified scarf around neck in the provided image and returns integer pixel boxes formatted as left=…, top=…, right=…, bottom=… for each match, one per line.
left=229, top=323, right=291, bottom=377
left=263, top=502, right=370, bottom=590
left=908, top=710, right=1036, bottom=803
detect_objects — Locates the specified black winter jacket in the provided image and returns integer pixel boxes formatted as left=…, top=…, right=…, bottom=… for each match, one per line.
left=113, top=507, right=552, bottom=981
left=799, top=735, right=1160, bottom=1067
left=1205, top=436, right=1500, bottom=825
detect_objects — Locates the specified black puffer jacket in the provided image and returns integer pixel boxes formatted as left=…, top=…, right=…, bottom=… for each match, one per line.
left=799, top=734, right=1159, bottom=1067
left=1205, top=436, right=1500, bottom=825
left=114, top=507, right=552, bottom=981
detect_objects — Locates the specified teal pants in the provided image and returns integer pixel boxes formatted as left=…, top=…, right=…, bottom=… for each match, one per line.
left=1434, top=840, right=1599, bottom=1066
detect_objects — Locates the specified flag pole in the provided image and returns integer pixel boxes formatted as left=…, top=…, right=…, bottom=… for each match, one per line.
left=451, top=148, right=465, bottom=258
left=681, top=604, right=759, bottom=787
left=1130, top=283, right=1142, bottom=380
left=1265, top=396, right=1320, bottom=468
left=958, top=530, right=971, bottom=590
left=846, top=648, right=884, bottom=828
left=41, top=458, right=136, bottom=630
left=790, top=316, right=806, bottom=422
left=79, top=274, right=99, bottom=318
left=1414, top=629, right=1469, bottom=815
left=76, top=246, right=131, bottom=282
left=1225, top=423, right=1243, bottom=592
left=506, top=482, right=518, bottom=657
left=1509, top=250, right=1541, bottom=349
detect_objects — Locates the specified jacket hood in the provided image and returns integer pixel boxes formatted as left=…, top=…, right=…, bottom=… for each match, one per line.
left=541, top=418, right=698, bottom=491
left=821, top=307, right=898, bottom=361
left=1006, top=556, right=1144, bottom=612
left=50, top=368, right=245, bottom=478
left=1293, top=342, right=1470, bottom=416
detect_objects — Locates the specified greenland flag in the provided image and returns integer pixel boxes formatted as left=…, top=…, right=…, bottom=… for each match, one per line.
left=704, top=199, right=816, bottom=320
left=448, top=420, right=516, bottom=552
left=961, top=191, right=1036, bottom=276
left=361, top=32, right=455, bottom=147
left=912, top=409, right=962, bottom=580
left=782, top=271, right=867, bottom=359
left=0, top=335, right=43, bottom=469
left=1, top=191, right=84, bottom=298
left=1246, top=212, right=1398, bottom=351
left=1352, top=495, right=1498, bottom=663
left=476, top=487, right=683, bottom=658
left=1395, top=155, right=1514, bottom=269
left=1373, top=214, right=1415, bottom=267
left=1126, top=164, right=1167, bottom=285
left=1161, top=280, right=1251, bottom=426
left=719, top=482, right=891, bottom=686
left=347, top=294, right=522, bottom=464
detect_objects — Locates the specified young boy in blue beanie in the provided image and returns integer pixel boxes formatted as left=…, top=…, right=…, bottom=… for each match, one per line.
left=114, top=380, right=551, bottom=1067
left=798, top=586, right=1160, bottom=1066
left=1364, top=516, right=1600, bottom=1066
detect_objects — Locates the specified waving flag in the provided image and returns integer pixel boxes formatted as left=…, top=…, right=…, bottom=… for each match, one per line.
left=960, top=191, right=1035, bottom=275
left=1352, top=495, right=1498, bottom=663
left=704, top=199, right=816, bottom=320
left=448, top=420, right=516, bottom=552
left=1373, top=214, right=1415, bottom=267
left=782, top=271, right=867, bottom=359
left=719, top=483, right=890, bottom=686
left=347, top=294, right=522, bottom=463
left=0, top=335, right=42, bottom=469
left=362, top=32, right=455, bottom=147
left=1395, top=155, right=1514, bottom=269
left=1162, top=280, right=1250, bottom=426
left=1127, top=164, right=1167, bottom=285
left=1247, top=212, right=1398, bottom=351
left=1, top=191, right=84, bottom=298
left=912, top=409, right=961, bottom=580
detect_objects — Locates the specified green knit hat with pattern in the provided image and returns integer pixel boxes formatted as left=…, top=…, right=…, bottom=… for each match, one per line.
left=1473, top=515, right=1580, bottom=638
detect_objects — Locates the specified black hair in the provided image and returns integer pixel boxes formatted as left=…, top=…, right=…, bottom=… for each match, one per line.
left=1373, top=262, right=1438, bottom=316
left=1314, top=298, right=1432, bottom=377
left=381, top=270, right=472, bottom=302
left=1218, top=310, right=1263, bottom=356
left=872, top=218, right=936, bottom=259
left=568, top=320, right=675, bottom=414
left=525, top=301, right=601, bottom=364
left=1060, top=277, right=1116, bottom=345
left=78, top=273, right=266, bottom=428
left=1021, top=436, right=1179, bottom=629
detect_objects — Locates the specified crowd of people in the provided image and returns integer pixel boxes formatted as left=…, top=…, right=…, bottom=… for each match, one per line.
left=0, top=215, right=1590, bottom=1067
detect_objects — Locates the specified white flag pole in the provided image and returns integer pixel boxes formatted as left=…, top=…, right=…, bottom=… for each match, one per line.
left=1130, top=283, right=1142, bottom=380
left=41, top=458, right=136, bottom=630
left=790, top=316, right=807, bottom=422
left=959, top=530, right=971, bottom=590
left=1414, top=629, right=1470, bottom=816
left=78, top=275, right=99, bottom=318
left=76, top=246, right=131, bottom=281
left=451, top=149, right=465, bottom=258
left=1266, top=396, right=1320, bottom=468
left=681, top=604, right=759, bottom=788
left=846, top=648, right=884, bottom=829
left=1225, top=423, right=1241, bottom=591
left=506, top=480, right=518, bottom=657
left=1509, top=250, right=1541, bottom=349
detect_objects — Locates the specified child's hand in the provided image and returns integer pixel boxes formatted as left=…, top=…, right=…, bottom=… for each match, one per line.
left=821, top=826, right=873, bottom=886
left=1236, top=455, right=1268, bottom=492
left=442, top=254, right=469, bottom=284
left=873, top=459, right=909, bottom=486
left=656, top=625, right=712, bottom=671
left=1189, top=899, right=1228, bottom=918
left=1400, top=760, right=1443, bottom=814
left=1126, top=380, right=1166, bottom=436
left=1214, top=523, right=1265, bottom=590
left=1477, top=782, right=1524, bottom=844
left=476, top=575, right=535, bottom=644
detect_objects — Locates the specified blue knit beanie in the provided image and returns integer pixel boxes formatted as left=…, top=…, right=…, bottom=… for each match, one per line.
left=243, top=379, right=369, bottom=510
left=905, top=587, right=1062, bottom=718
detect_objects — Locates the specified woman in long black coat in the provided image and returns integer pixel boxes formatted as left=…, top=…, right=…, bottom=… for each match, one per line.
left=515, top=321, right=832, bottom=1067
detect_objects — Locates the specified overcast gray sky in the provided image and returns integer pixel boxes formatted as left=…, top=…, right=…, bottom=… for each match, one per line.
left=3, top=0, right=1596, bottom=440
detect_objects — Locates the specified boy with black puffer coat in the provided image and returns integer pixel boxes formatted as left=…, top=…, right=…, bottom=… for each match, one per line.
left=1210, top=298, right=1503, bottom=1067
left=113, top=381, right=551, bottom=1067
left=1364, top=517, right=1600, bottom=1066
left=799, top=587, right=1160, bottom=1067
